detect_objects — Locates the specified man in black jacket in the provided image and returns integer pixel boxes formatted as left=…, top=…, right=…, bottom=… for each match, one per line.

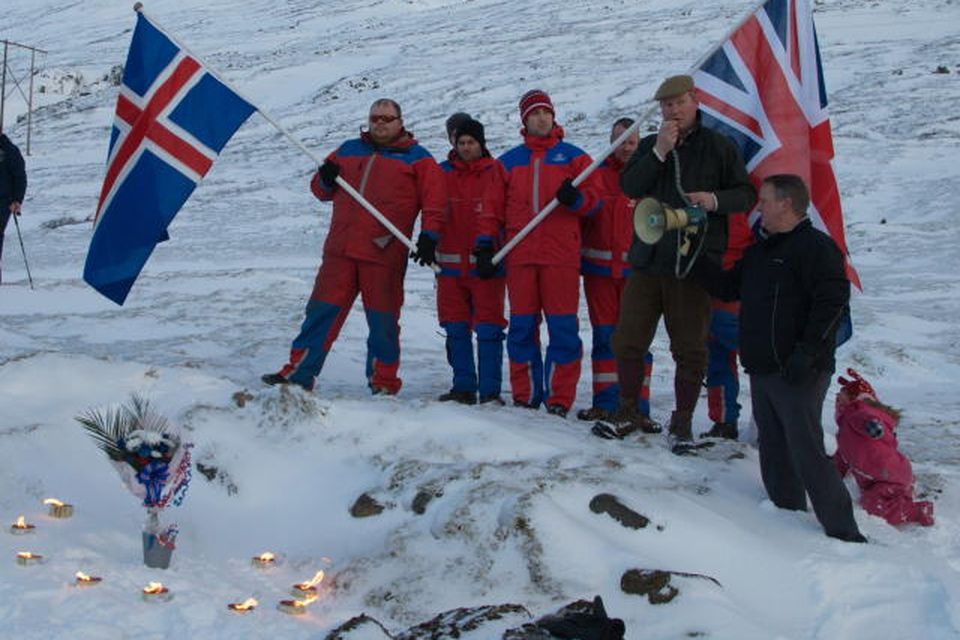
left=612, top=75, right=755, bottom=442
left=696, top=174, right=864, bottom=542
left=0, top=133, right=27, bottom=284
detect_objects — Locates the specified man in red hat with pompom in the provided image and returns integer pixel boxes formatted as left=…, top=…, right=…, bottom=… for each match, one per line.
left=475, top=89, right=602, bottom=418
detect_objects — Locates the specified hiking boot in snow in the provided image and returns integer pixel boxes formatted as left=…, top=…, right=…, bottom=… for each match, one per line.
left=261, top=372, right=313, bottom=391
left=667, top=411, right=694, bottom=443
left=513, top=399, right=539, bottom=410
left=438, top=390, right=477, bottom=405
left=700, top=421, right=738, bottom=440
left=547, top=404, right=569, bottom=419
left=576, top=406, right=613, bottom=422
left=610, top=405, right=662, bottom=436
left=479, top=394, right=506, bottom=406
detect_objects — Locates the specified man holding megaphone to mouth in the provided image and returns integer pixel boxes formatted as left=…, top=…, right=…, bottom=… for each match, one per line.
left=610, top=74, right=755, bottom=448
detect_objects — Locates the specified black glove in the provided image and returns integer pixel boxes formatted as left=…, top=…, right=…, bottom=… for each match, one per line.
left=318, top=160, right=340, bottom=188
left=556, top=177, right=581, bottom=207
left=411, top=232, right=437, bottom=266
left=782, top=349, right=817, bottom=386
left=537, top=596, right=625, bottom=640
left=473, top=245, right=497, bottom=279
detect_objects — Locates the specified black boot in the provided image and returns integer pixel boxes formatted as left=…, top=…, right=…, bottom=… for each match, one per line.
left=438, top=390, right=477, bottom=405
left=700, top=421, right=738, bottom=440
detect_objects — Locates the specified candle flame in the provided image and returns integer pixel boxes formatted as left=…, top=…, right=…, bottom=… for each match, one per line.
left=14, top=516, right=28, bottom=528
left=296, top=570, right=325, bottom=590
left=143, top=581, right=166, bottom=594
left=294, top=594, right=319, bottom=607
left=229, top=597, right=258, bottom=611
left=43, top=498, right=65, bottom=507
left=282, top=593, right=319, bottom=609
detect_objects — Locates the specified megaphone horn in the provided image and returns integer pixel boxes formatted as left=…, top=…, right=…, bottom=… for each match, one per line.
left=633, top=198, right=706, bottom=245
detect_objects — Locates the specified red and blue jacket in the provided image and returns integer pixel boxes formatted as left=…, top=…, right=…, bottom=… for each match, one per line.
left=437, top=152, right=507, bottom=277
left=311, top=130, right=446, bottom=271
left=581, top=155, right=633, bottom=279
left=480, top=126, right=602, bottom=267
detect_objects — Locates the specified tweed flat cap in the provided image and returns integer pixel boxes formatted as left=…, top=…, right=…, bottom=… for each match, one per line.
left=654, top=75, right=695, bottom=100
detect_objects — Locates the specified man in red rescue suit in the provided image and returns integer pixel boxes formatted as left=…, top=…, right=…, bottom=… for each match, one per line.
left=433, top=118, right=508, bottom=405
left=701, top=212, right=754, bottom=440
left=576, top=118, right=655, bottom=429
left=475, top=89, right=602, bottom=418
left=262, top=98, right=446, bottom=393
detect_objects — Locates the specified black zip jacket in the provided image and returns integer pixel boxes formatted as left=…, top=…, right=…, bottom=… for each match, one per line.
left=620, top=112, right=755, bottom=275
left=0, top=134, right=27, bottom=206
left=694, top=218, right=850, bottom=375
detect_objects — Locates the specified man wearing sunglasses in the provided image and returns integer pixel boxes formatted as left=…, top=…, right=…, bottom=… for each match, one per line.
left=263, top=98, right=446, bottom=394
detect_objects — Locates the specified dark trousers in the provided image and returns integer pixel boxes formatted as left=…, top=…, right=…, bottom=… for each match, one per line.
left=750, top=371, right=861, bottom=538
left=611, top=271, right=710, bottom=385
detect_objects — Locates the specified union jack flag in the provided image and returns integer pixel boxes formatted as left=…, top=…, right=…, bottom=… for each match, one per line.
left=693, top=0, right=860, bottom=289
left=84, top=11, right=255, bottom=305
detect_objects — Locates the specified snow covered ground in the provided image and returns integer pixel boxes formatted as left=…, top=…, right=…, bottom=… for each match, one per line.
left=2, top=0, right=960, bottom=637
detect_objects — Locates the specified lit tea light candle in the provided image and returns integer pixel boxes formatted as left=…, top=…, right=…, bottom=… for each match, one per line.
left=291, top=570, right=325, bottom=598
left=227, top=597, right=258, bottom=613
left=16, top=551, right=43, bottom=566
left=277, top=594, right=318, bottom=615
left=44, top=498, right=74, bottom=519
left=251, top=551, right=276, bottom=568
left=75, top=571, right=102, bottom=586
left=142, top=581, right=173, bottom=602
left=9, top=516, right=36, bottom=535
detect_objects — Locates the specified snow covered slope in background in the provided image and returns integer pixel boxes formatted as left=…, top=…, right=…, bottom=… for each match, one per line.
left=1, top=0, right=959, bottom=638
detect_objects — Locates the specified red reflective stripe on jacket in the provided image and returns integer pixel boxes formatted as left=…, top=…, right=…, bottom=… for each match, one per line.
left=490, top=126, right=602, bottom=267
left=438, top=152, right=507, bottom=273
left=311, top=131, right=446, bottom=270
left=581, top=157, right=633, bottom=278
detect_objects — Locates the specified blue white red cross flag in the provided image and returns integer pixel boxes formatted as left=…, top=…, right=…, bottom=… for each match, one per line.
left=692, top=0, right=860, bottom=289
left=84, top=11, right=255, bottom=305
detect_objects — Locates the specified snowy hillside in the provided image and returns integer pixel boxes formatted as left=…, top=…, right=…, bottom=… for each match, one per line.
left=2, top=0, right=960, bottom=638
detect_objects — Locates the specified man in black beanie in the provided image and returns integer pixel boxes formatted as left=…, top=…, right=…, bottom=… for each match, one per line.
left=445, top=111, right=472, bottom=147
left=431, top=118, right=508, bottom=405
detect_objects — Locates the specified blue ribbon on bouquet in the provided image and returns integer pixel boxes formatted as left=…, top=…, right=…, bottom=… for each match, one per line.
left=137, top=460, right=170, bottom=507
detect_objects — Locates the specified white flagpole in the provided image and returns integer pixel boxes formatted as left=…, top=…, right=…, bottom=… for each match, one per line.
left=132, top=3, right=439, bottom=273
left=492, top=0, right=769, bottom=265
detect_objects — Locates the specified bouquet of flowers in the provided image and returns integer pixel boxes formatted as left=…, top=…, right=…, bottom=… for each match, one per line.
left=76, top=394, right=192, bottom=568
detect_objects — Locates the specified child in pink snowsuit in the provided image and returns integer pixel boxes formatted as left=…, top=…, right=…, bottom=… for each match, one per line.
left=834, top=369, right=934, bottom=527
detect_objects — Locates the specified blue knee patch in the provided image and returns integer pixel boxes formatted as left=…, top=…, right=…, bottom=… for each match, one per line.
left=365, top=309, right=400, bottom=364
left=545, top=314, right=582, bottom=365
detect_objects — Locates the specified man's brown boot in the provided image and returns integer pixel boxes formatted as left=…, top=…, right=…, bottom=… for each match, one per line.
left=611, top=401, right=662, bottom=436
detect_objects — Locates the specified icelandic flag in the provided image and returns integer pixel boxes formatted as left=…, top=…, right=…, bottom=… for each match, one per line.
left=83, top=12, right=255, bottom=305
left=693, top=0, right=861, bottom=290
